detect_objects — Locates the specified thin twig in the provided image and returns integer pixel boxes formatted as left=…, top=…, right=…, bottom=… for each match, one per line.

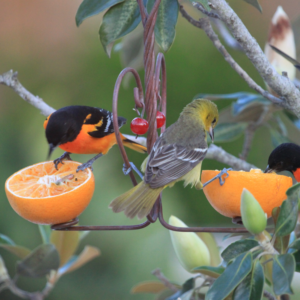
left=263, top=290, right=277, bottom=300
left=152, top=269, right=179, bottom=292
left=209, top=0, right=300, bottom=117
left=192, top=2, right=219, bottom=19
left=179, top=6, right=285, bottom=108
left=206, top=144, right=257, bottom=170
left=211, top=19, right=243, bottom=51
left=0, top=70, right=55, bottom=117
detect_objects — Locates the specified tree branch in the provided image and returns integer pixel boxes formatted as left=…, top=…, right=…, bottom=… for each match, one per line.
left=0, top=70, right=55, bottom=117
left=179, top=6, right=285, bottom=107
left=207, top=144, right=257, bottom=171
left=209, top=0, right=300, bottom=117
left=151, top=269, right=179, bottom=292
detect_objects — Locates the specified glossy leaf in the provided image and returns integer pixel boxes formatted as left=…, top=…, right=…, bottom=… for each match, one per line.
left=274, top=235, right=290, bottom=254
left=147, top=0, right=178, bottom=52
left=269, top=128, right=290, bottom=148
left=0, top=234, right=31, bottom=259
left=166, top=278, right=194, bottom=300
left=16, top=244, right=59, bottom=278
left=50, top=230, right=80, bottom=267
left=293, top=250, right=300, bottom=272
left=275, top=195, right=298, bottom=237
left=289, top=238, right=300, bottom=250
left=57, top=246, right=100, bottom=279
left=243, top=0, right=262, bottom=13
left=131, top=281, right=167, bottom=294
left=233, top=260, right=264, bottom=300
left=193, top=265, right=224, bottom=278
left=206, top=252, right=253, bottom=300
left=213, top=122, right=247, bottom=143
left=76, top=0, right=124, bottom=26
left=99, top=0, right=142, bottom=57
left=38, top=225, right=51, bottom=244
left=221, top=239, right=259, bottom=264
left=272, top=254, right=295, bottom=295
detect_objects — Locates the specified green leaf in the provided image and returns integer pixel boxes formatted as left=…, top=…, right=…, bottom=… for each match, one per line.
left=99, top=0, right=142, bottom=57
left=206, top=252, right=253, bottom=300
left=193, top=266, right=224, bottom=278
left=233, top=260, right=264, bottom=300
left=57, top=246, right=100, bottom=279
left=243, top=0, right=262, bottom=13
left=289, top=238, right=300, bottom=250
left=269, top=128, right=290, bottom=148
left=147, top=0, right=178, bottom=52
left=131, top=281, right=167, bottom=294
left=274, top=235, right=290, bottom=254
left=16, top=244, right=60, bottom=278
left=221, top=239, right=259, bottom=264
left=213, top=122, right=247, bottom=143
left=276, top=112, right=300, bottom=145
left=293, top=250, right=300, bottom=272
left=272, top=254, right=295, bottom=295
left=275, top=196, right=298, bottom=237
left=50, top=230, right=79, bottom=267
left=0, top=234, right=31, bottom=259
left=38, top=225, right=51, bottom=244
left=76, top=0, right=124, bottom=26
left=189, top=0, right=210, bottom=11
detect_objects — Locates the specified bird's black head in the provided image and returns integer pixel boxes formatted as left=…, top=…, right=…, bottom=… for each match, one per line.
left=45, top=106, right=88, bottom=158
left=265, top=143, right=300, bottom=174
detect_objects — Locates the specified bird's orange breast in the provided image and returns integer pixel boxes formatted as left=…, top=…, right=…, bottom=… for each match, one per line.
left=293, top=168, right=300, bottom=182
left=59, top=124, right=117, bottom=155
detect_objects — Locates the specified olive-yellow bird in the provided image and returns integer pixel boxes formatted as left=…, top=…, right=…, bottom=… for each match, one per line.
left=109, top=99, right=219, bottom=219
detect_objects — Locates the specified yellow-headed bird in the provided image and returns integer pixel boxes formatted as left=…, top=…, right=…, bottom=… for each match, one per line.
left=109, top=99, right=218, bottom=219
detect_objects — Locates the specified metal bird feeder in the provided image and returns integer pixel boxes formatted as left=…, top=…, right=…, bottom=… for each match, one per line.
left=51, top=0, right=247, bottom=233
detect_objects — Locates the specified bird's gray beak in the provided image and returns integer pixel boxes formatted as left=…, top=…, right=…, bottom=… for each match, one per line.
left=264, top=165, right=273, bottom=173
left=209, top=126, right=214, bottom=143
left=48, top=143, right=56, bottom=160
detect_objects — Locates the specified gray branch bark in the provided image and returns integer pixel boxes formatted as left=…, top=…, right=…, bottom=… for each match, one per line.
left=209, top=0, right=300, bottom=116
left=0, top=70, right=55, bottom=116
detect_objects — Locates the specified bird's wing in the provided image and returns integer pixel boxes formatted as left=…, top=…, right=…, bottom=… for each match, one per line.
left=87, top=108, right=126, bottom=138
left=144, top=139, right=207, bottom=188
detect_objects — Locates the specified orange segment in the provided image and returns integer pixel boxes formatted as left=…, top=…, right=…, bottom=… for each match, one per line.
left=202, top=169, right=293, bottom=218
left=5, top=161, right=95, bottom=225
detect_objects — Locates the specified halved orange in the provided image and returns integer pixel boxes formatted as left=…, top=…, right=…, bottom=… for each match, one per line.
left=5, top=161, right=95, bottom=225
left=202, top=169, right=293, bottom=218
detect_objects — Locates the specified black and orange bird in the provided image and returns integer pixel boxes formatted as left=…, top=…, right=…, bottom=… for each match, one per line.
left=44, top=105, right=147, bottom=172
left=265, top=143, right=300, bottom=181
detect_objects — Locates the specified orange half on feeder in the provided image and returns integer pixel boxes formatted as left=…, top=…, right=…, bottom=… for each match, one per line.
left=5, top=161, right=95, bottom=225
left=201, top=169, right=292, bottom=218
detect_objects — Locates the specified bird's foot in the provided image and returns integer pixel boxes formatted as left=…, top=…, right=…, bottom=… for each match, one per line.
left=53, top=152, right=72, bottom=170
left=123, top=162, right=143, bottom=180
left=76, top=153, right=103, bottom=173
left=202, top=168, right=232, bottom=188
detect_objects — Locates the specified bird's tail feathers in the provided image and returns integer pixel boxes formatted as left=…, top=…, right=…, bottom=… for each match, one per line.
left=121, top=134, right=147, bottom=153
left=109, top=181, right=162, bottom=219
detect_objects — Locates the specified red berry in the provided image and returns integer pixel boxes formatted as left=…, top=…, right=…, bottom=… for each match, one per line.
left=130, top=118, right=149, bottom=135
left=156, top=111, right=166, bottom=129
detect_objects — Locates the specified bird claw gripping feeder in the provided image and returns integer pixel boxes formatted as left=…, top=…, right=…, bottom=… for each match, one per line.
left=51, top=0, right=247, bottom=234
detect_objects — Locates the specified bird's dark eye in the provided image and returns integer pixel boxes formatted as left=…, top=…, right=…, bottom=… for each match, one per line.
left=212, top=118, right=216, bottom=124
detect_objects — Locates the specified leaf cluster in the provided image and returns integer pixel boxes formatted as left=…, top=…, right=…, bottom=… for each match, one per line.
left=0, top=226, right=100, bottom=298
left=132, top=183, right=300, bottom=300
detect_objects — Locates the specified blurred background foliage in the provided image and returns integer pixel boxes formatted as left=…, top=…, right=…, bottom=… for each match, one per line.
left=0, top=0, right=300, bottom=299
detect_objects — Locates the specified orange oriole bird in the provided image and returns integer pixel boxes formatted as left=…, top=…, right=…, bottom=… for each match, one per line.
left=109, top=99, right=219, bottom=219
left=265, top=143, right=300, bottom=181
left=44, top=105, right=147, bottom=171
